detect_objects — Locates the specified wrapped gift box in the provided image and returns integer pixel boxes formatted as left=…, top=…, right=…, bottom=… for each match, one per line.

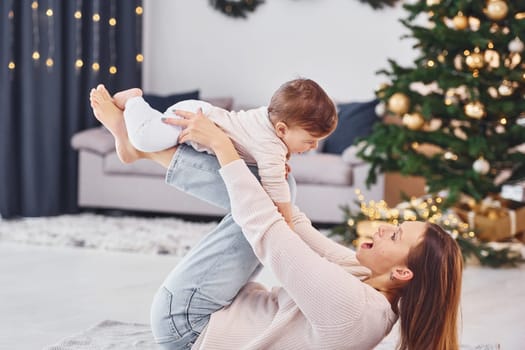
left=455, top=199, right=525, bottom=241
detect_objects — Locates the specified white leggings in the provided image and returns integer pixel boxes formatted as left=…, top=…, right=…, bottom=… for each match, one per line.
left=124, top=97, right=212, bottom=152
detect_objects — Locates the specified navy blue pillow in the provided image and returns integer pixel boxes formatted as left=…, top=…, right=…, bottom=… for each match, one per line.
left=322, top=99, right=379, bottom=154
left=143, top=90, right=200, bottom=113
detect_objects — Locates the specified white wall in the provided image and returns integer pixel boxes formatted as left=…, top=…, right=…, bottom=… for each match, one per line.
left=143, top=0, right=416, bottom=107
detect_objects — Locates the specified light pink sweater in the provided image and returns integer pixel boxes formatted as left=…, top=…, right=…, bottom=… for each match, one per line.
left=192, top=160, right=397, bottom=350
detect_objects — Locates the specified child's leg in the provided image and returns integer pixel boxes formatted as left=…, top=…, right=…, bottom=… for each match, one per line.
left=123, top=97, right=179, bottom=152
left=90, top=85, right=143, bottom=164
left=124, top=99, right=213, bottom=153
left=150, top=145, right=297, bottom=349
left=113, top=88, right=142, bottom=109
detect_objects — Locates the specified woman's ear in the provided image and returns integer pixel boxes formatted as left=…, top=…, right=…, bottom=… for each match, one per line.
left=392, top=267, right=414, bottom=282
left=275, top=121, right=288, bottom=138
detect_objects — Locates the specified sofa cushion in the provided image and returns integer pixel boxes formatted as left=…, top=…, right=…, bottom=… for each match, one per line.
left=104, top=153, right=166, bottom=177
left=322, top=99, right=379, bottom=154
left=288, top=153, right=353, bottom=186
left=143, top=90, right=200, bottom=113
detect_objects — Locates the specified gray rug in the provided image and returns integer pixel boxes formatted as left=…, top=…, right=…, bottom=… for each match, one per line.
left=43, top=320, right=155, bottom=350
left=0, top=213, right=217, bottom=257
left=43, top=320, right=500, bottom=350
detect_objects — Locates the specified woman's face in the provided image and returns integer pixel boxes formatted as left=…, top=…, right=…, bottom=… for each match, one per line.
left=356, top=221, right=426, bottom=275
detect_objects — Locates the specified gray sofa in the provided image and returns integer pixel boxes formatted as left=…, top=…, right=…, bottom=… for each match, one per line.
left=71, top=98, right=385, bottom=224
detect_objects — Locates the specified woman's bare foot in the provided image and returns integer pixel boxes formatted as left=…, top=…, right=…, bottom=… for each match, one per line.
left=89, top=84, right=141, bottom=163
left=113, top=88, right=143, bottom=110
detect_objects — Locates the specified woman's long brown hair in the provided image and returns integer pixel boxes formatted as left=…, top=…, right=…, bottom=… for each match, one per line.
left=397, top=223, right=463, bottom=350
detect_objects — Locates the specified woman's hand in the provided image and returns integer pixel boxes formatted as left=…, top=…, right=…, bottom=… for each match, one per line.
left=163, top=108, right=227, bottom=149
left=162, top=109, right=241, bottom=166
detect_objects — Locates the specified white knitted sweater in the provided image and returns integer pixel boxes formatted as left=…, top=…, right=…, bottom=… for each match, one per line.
left=192, top=160, right=397, bottom=350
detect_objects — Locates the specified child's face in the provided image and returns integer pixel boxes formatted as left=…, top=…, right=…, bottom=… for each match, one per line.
left=279, top=126, right=323, bottom=154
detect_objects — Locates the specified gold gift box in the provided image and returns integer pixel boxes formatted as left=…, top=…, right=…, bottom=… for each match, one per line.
left=455, top=199, right=525, bottom=241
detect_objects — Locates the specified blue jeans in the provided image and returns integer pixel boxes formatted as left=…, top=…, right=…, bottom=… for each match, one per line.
left=150, top=145, right=296, bottom=349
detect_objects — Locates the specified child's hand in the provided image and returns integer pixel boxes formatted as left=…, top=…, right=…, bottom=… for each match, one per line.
left=285, top=163, right=291, bottom=179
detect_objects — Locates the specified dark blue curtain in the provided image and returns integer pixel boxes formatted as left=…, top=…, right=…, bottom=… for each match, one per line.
left=0, top=0, right=142, bottom=218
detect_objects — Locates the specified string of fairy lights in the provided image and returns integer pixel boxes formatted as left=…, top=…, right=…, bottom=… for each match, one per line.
left=7, top=0, right=15, bottom=72
left=74, top=0, right=83, bottom=70
left=6, top=0, right=144, bottom=74
left=92, top=0, right=101, bottom=72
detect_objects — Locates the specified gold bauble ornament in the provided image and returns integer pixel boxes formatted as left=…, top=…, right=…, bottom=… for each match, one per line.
left=453, top=12, right=468, bottom=30
left=484, top=49, right=500, bottom=68
left=387, top=93, right=410, bottom=115
left=469, top=17, right=481, bottom=31
left=473, top=157, right=490, bottom=175
left=485, top=0, right=509, bottom=21
left=504, top=53, right=522, bottom=69
left=402, top=112, right=425, bottom=130
left=375, top=102, right=386, bottom=117
left=456, top=85, right=469, bottom=100
left=464, top=101, right=486, bottom=119
left=444, top=88, right=458, bottom=105
left=487, top=86, right=499, bottom=98
left=466, top=50, right=485, bottom=69
left=497, top=80, right=514, bottom=96
left=376, top=83, right=390, bottom=98
left=508, top=37, right=524, bottom=53
left=426, top=0, right=441, bottom=5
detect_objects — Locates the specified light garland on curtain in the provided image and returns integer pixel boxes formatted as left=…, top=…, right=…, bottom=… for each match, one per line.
left=135, top=4, right=144, bottom=66
left=92, top=0, right=101, bottom=73
left=74, top=0, right=83, bottom=71
left=7, top=0, right=15, bottom=73
left=108, top=0, right=117, bottom=76
left=10, top=1, right=144, bottom=74
left=29, top=0, right=55, bottom=70
left=45, top=0, right=55, bottom=69
left=31, top=1, right=40, bottom=64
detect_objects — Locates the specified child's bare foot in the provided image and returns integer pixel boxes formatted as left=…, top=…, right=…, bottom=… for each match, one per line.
left=113, top=88, right=143, bottom=110
left=89, top=84, right=141, bottom=163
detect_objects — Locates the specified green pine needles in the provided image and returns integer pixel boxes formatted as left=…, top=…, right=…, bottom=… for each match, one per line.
left=360, top=0, right=525, bottom=206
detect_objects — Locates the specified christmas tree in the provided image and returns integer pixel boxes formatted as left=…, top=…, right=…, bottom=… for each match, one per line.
left=360, top=0, right=525, bottom=206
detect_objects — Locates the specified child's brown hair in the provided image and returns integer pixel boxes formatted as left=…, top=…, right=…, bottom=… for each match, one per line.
left=268, top=78, right=337, bottom=137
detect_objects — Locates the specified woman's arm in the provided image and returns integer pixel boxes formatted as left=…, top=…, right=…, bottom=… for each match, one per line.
left=219, top=160, right=369, bottom=326
left=291, top=207, right=369, bottom=274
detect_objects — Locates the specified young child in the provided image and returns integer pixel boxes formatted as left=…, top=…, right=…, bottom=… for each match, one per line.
left=109, top=78, right=337, bottom=227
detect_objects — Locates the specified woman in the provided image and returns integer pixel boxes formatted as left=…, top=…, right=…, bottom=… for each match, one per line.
left=90, top=85, right=463, bottom=350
